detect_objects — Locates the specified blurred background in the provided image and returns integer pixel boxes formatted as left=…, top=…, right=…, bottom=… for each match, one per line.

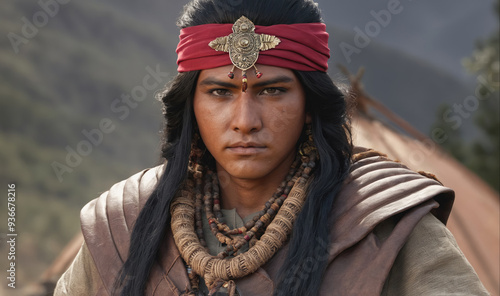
left=0, top=0, right=498, bottom=295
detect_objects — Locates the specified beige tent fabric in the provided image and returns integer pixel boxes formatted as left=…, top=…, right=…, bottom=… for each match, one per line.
left=342, top=66, right=498, bottom=295
left=352, top=112, right=499, bottom=296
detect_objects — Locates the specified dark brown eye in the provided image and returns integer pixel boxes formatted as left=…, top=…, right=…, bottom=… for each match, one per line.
left=261, top=88, right=285, bottom=95
left=211, top=89, right=231, bottom=96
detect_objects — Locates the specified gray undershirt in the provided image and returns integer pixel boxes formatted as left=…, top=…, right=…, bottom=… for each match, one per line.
left=199, top=209, right=260, bottom=296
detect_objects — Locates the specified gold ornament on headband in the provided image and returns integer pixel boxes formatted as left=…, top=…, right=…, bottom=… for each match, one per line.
left=209, top=16, right=281, bottom=92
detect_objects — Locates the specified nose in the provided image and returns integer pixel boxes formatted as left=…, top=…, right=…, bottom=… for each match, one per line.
left=231, top=94, right=262, bottom=134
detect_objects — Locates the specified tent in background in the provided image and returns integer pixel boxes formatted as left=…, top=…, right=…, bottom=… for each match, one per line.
left=346, top=68, right=499, bottom=296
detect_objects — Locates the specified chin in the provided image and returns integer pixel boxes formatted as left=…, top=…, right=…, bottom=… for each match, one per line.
left=218, top=162, right=272, bottom=180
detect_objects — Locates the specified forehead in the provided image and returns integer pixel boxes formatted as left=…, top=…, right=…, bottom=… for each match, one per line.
left=197, top=64, right=297, bottom=82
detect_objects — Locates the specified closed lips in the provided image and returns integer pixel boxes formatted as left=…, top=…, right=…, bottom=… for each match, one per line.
left=228, top=142, right=266, bottom=148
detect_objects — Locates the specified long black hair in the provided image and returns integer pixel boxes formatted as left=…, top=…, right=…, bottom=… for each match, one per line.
left=116, top=0, right=353, bottom=295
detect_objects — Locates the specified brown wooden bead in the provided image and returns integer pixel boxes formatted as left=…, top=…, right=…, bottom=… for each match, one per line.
left=270, top=203, right=280, bottom=211
left=245, top=220, right=255, bottom=229
left=260, top=214, right=270, bottom=224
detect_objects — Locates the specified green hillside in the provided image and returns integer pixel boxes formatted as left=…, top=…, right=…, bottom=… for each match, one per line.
left=0, top=1, right=171, bottom=286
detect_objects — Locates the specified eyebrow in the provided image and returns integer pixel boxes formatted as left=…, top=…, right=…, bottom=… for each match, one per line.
left=253, top=75, right=294, bottom=88
left=198, top=78, right=239, bottom=89
left=198, top=75, right=295, bottom=89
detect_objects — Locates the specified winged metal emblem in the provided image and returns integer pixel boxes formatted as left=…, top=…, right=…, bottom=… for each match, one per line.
left=209, top=16, right=281, bottom=71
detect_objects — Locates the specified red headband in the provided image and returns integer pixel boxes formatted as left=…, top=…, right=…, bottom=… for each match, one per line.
left=176, top=22, right=330, bottom=72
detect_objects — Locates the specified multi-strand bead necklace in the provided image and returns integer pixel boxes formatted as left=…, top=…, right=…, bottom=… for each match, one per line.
left=171, top=132, right=317, bottom=296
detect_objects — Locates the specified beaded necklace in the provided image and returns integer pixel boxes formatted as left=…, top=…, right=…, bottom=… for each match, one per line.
left=172, top=132, right=317, bottom=296
left=201, top=156, right=303, bottom=259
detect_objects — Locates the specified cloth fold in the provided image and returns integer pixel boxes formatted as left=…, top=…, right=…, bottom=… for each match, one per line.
left=65, top=147, right=483, bottom=295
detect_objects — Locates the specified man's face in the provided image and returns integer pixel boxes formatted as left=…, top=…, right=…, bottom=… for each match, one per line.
left=193, top=64, right=310, bottom=182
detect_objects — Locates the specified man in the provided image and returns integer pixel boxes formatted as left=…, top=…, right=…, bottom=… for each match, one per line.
left=56, top=0, right=488, bottom=295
